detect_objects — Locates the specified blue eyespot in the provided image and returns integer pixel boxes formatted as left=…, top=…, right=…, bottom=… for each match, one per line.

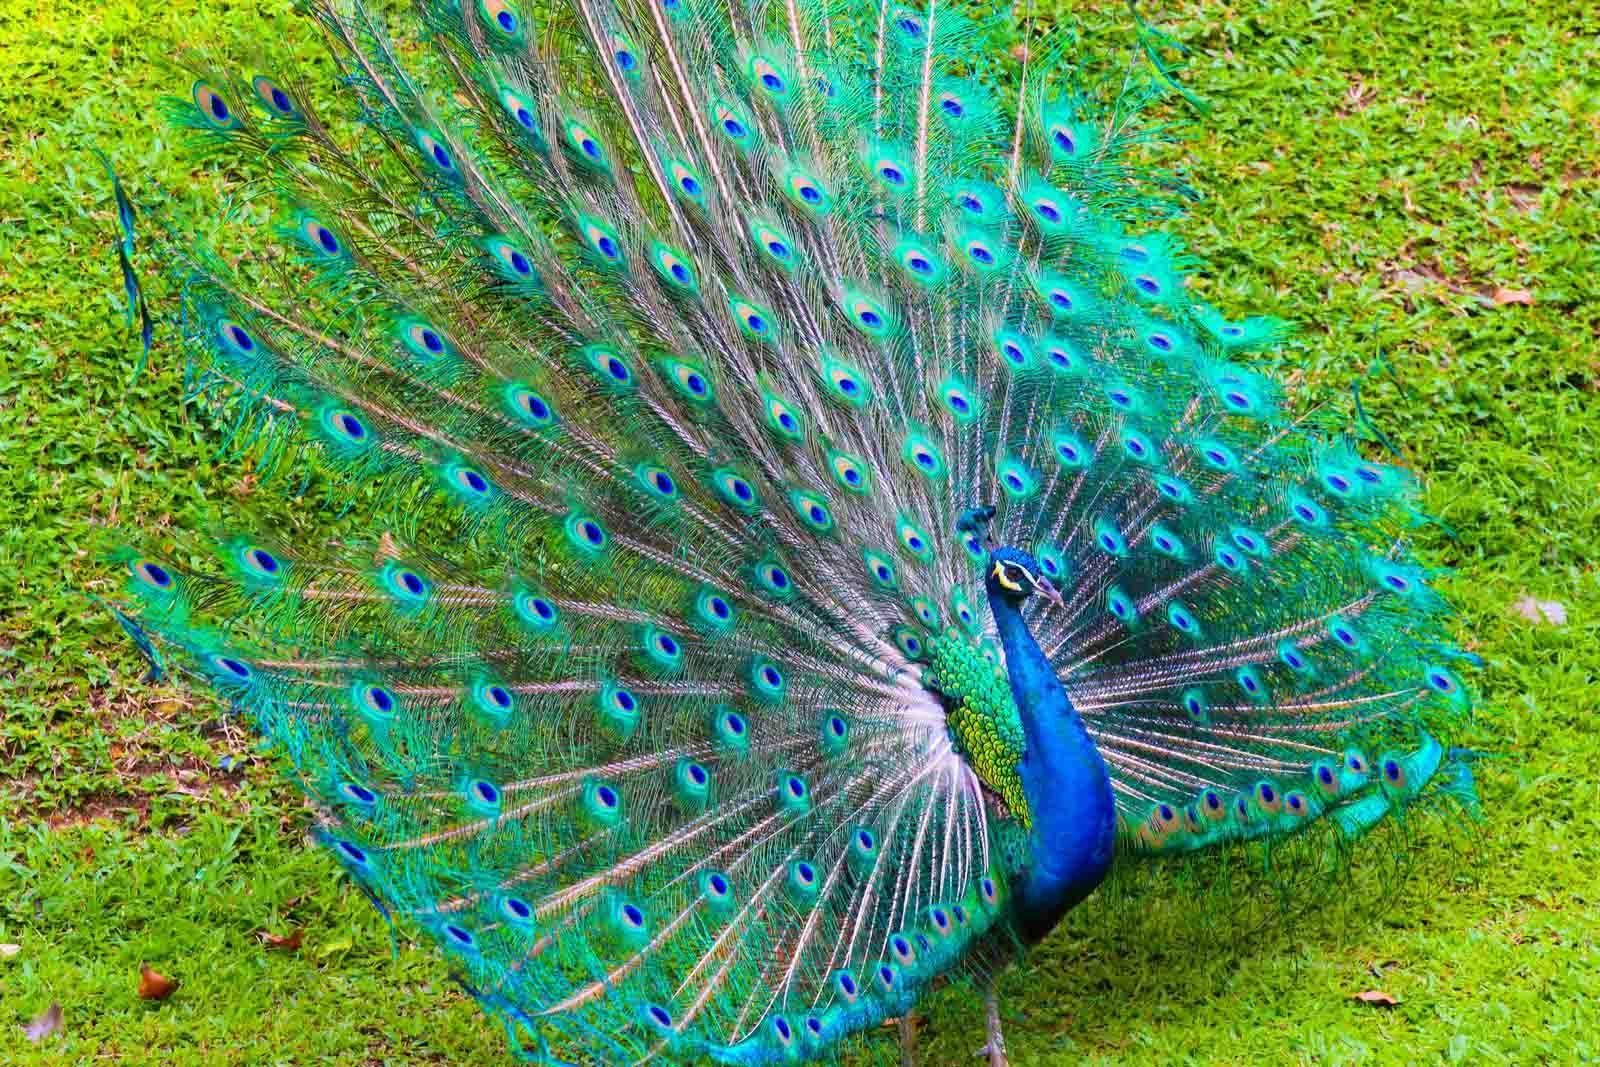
left=341, top=782, right=377, bottom=806
left=577, top=518, right=605, bottom=547
left=310, top=224, right=340, bottom=255
left=213, top=655, right=253, bottom=680
left=193, top=81, right=235, bottom=127
left=242, top=546, right=280, bottom=576
left=220, top=321, right=256, bottom=354
left=252, top=76, right=296, bottom=118
left=335, top=840, right=368, bottom=866
left=133, top=559, right=174, bottom=588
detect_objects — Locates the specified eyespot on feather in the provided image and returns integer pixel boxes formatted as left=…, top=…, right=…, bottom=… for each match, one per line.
left=192, top=81, right=241, bottom=130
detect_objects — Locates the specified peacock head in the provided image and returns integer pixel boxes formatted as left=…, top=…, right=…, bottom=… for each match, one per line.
left=986, top=546, right=1064, bottom=609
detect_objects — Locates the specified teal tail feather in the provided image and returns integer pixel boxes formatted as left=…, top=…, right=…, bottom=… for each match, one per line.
left=93, top=150, right=154, bottom=373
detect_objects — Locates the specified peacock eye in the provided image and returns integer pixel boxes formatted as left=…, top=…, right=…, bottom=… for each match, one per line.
left=1005, top=566, right=1024, bottom=583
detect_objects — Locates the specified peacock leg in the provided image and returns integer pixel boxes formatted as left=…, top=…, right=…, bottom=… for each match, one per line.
left=974, top=978, right=1008, bottom=1067
left=897, top=1015, right=919, bottom=1067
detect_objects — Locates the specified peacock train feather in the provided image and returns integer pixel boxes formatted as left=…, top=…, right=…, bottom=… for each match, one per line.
left=111, top=0, right=1478, bottom=1062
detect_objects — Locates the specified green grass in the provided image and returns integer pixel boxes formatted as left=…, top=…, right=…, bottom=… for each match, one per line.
left=1, top=0, right=1596, bottom=1062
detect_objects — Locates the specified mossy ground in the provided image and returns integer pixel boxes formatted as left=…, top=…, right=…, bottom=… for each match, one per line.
left=1, top=0, right=1595, bottom=1062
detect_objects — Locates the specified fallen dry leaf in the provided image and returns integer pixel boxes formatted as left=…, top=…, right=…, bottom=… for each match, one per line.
left=259, top=928, right=305, bottom=952
left=1353, top=989, right=1400, bottom=1007
left=23, top=1003, right=62, bottom=1042
left=1492, top=287, right=1534, bottom=306
left=1514, top=595, right=1567, bottom=626
left=138, top=963, right=180, bottom=1001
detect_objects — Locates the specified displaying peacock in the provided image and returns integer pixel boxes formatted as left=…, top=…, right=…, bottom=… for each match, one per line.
left=109, top=0, right=1481, bottom=1062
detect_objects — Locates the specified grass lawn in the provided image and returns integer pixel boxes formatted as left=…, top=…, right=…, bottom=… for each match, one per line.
left=1, top=0, right=1595, bottom=1062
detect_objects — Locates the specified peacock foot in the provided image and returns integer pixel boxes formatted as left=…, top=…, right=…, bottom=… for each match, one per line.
left=974, top=984, right=1008, bottom=1067
left=897, top=1014, right=919, bottom=1067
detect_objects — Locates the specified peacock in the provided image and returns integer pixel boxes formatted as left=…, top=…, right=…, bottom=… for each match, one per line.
left=108, top=0, right=1481, bottom=1062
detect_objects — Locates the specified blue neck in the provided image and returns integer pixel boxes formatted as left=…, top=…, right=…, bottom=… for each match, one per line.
left=988, top=592, right=1117, bottom=941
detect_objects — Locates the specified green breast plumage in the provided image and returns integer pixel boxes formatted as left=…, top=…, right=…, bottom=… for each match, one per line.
left=925, top=629, right=1031, bottom=828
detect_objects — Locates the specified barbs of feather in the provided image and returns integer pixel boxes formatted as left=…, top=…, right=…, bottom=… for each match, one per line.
left=1127, top=1, right=1209, bottom=114
left=94, top=150, right=153, bottom=373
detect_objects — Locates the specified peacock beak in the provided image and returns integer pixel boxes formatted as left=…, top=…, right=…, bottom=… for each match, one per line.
left=1032, top=576, right=1065, bottom=609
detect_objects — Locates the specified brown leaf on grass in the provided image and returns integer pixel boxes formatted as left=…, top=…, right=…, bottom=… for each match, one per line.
left=1492, top=287, right=1534, bottom=306
left=23, top=1003, right=62, bottom=1042
left=1353, top=990, right=1400, bottom=1007
left=138, top=963, right=179, bottom=1001
left=1342, top=77, right=1374, bottom=114
left=1514, top=595, right=1568, bottom=626
left=258, top=928, right=305, bottom=952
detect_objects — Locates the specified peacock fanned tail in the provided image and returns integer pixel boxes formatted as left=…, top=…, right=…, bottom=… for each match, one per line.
left=115, top=0, right=1477, bottom=1061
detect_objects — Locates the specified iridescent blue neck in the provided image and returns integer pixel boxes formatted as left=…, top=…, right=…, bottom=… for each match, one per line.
left=987, top=589, right=1117, bottom=941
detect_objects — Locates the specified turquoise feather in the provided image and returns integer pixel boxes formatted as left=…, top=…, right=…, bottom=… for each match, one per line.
left=110, top=0, right=1479, bottom=1062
